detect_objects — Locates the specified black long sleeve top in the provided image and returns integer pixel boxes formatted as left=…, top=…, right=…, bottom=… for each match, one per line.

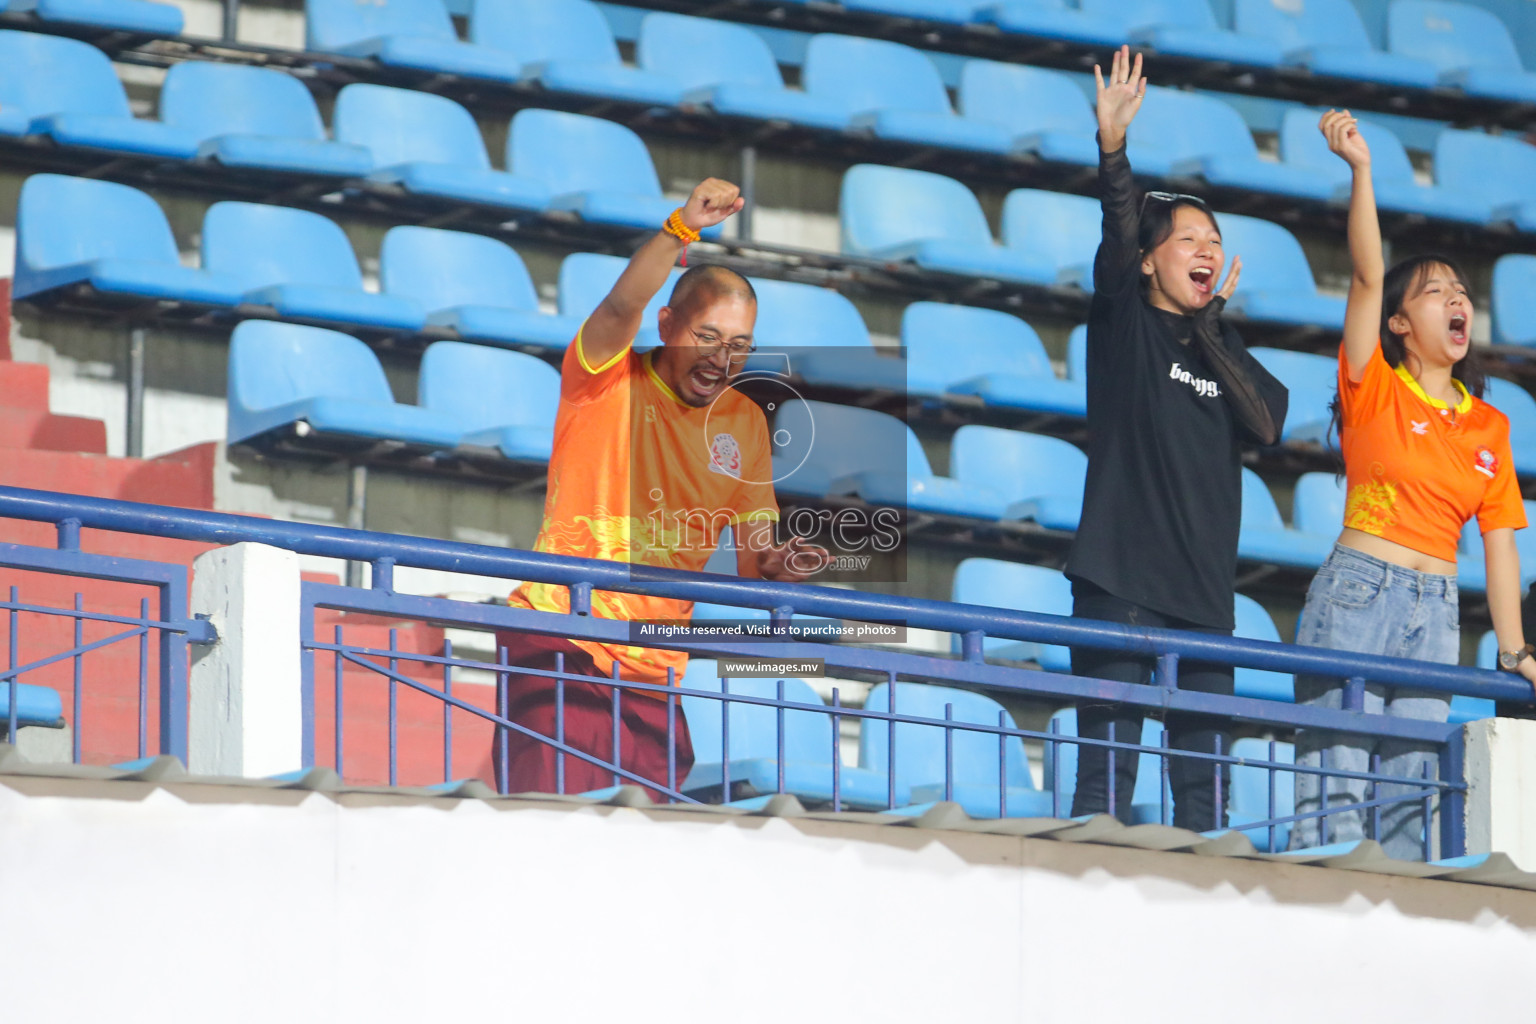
left=1063, top=142, right=1290, bottom=631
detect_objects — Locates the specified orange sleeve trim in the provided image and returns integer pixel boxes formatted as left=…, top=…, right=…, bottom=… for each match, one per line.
left=574, top=322, right=631, bottom=377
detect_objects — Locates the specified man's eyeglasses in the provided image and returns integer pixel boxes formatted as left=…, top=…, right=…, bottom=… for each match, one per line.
left=689, top=327, right=756, bottom=364
left=1139, top=190, right=1207, bottom=218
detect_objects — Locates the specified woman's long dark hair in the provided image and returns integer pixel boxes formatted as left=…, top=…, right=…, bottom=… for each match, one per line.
left=1327, top=253, right=1485, bottom=454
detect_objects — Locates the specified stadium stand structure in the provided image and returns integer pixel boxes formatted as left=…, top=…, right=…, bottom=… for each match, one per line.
left=3, top=0, right=1535, bottom=799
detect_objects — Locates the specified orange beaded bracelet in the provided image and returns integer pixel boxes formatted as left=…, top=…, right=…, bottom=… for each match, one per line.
left=663, top=207, right=701, bottom=264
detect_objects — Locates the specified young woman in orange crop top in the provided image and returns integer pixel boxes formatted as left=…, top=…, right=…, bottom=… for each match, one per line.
left=1288, top=111, right=1534, bottom=860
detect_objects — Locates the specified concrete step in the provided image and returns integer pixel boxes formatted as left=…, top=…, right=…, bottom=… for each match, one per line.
left=0, top=442, right=216, bottom=509
left=0, top=407, right=108, bottom=455
left=0, top=361, right=51, bottom=412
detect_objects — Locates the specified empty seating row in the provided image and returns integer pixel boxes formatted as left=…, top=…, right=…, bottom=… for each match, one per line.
left=847, top=160, right=1536, bottom=334
left=11, top=0, right=1536, bottom=111
left=682, top=664, right=1297, bottom=843
left=299, top=0, right=1536, bottom=107
left=23, top=174, right=1536, bottom=491
left=844, top=165, right=1350, bottom=331
left=773, top=399, right=1536, bottom=584
left=0, top=35, right=701, bottom=236
left=228, top=322, right=559, bottom=461
left=951, top=556, right=1511, bottom=721
left=0, top=0, right=181, bottom=35
left=750, top=0, right=1536, bottom=105
left=12, top=19, right=1536, bottom=243
left=951, top=558, right=1294, bottom=701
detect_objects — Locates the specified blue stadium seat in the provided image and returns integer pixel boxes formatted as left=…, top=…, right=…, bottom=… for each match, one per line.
left=1215, top=213, right=1346, bottom=330
left=1130, top=88, right=1336, bottom=202
left=510, top=109, right=714, bottom=236
left=1291, top=471, right=1345, bottom=543
left=1249, top=347, right=1335, bottom=442
left=682, top=660, right=897, bottom=808
left=1238, top=468, right=1334, bottom=569
left=636, top=12, right=850, bottom=131
left=381, top=227, right=578, bottom=352
left=417, top=342, right=558, bottom=461
left=1435, top=130, right=1536, bottom=234
left=903, top=302, right=1087, bottom=416
left=958, top=60, right=1100, bottom=167
left=227, top=321, right=461, bottom=447
left=1482, top=378, right=1536, bottom=477
left=1388, top=0, right=1536, bottom=104
left=802, top=35, right=1013, bottom=154
left=1232, top=0, right=1438, bottom=89
left=1228, top=737, right=1295, bottom=851
left=1001, top=188, right=1101, bottom=292
left=841, top=165, right=1055, bottom=284
left=772, top=399, right=1004, bottom=517
left=770, top=398, right=858, bottom=498
left=306, top=0, right=520, bottom=82
left=6, top=0, right=182, bottom=34
left=13, top=175, right=242, bottom=306
left=334, top=85, right=550, bottom=213
left=1233, top=594, right=1293, bottom=701
left=862, top=682, right=1052, bottom=818
left=982, top=0, right=1129, bottom=47
left=1277, top=109, right=1493, bottom=225
left=0, top=31, right=198, bottom=157
left=950, top=426, right=1087, bottom=529
left=749, top=278, right=873, bottom=355
left=202, top=203, right=426, bottom=331
left=950, top=558, right=1073, bottom=670
left=839, top=0, right=987, bottom=20
left=1457, top=500, right=1536, bottom=593
left=471, top=0, right=684, bottom=107
left=751, top=279, right=905, bottom=391
left=158, top=63, right=371, bottom=178
left=0, top=680, right=65, bottom=729
left=557, top=252, right=681, bottom=352
left=1493, top=256, right=1536, bottom=349
left=1043, top=708, right=1166, bottom=822
left=1080, top=0, right=1285, bottom=67
left=1067, top=324, right=1088, bottom=385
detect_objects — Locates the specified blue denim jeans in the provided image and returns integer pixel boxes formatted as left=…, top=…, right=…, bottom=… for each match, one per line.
left=1288, top=545, right=1457, bottom=861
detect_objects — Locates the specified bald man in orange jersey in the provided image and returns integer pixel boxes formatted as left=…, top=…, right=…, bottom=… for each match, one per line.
left=493, top=178, right=826, bottom=798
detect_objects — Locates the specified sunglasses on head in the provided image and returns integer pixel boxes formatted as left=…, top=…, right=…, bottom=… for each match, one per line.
left=1139, top=190, right=1206, bottom=217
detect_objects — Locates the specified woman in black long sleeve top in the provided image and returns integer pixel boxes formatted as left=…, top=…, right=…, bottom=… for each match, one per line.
left=1065, top=47, right=1289, bottom=832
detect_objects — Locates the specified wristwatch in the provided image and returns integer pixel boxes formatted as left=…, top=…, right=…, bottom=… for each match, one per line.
left=1498, top=644, right=1536, bottom=671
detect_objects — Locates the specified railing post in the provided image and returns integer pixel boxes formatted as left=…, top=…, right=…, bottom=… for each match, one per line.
left=344, top=464, right=367, bottom=589
left=125, top=328, right=146, bottom=459
left=961, top=630, right=985, bottom=663
left=372, top=556, right=395, bottom=594
left=188, top=543, right=303, bottom=776
left=56, top=518, right=81, bottom=552
left=737, top=144, right=756, bottom=242
left=1440, top=728, right=1466, bottom=859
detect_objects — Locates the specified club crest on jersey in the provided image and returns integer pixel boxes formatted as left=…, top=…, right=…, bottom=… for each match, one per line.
left=1474, top=447, right=1498, bottom=479
left=709, top=432, right=742, bottom=478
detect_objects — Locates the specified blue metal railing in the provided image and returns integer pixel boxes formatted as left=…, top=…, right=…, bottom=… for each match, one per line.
left=0, top=485, right=1524, bottom=857
left=0, top=518, right=215, bottom=763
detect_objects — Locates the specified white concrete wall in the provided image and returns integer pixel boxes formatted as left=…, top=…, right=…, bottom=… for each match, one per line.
left=1465, top=718, right=1536, bottom=867
left=1, top=780, right=1533, bottom=1022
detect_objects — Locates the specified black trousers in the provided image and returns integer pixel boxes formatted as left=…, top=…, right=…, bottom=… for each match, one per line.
left=1068, top=582, right=1233, bottom=832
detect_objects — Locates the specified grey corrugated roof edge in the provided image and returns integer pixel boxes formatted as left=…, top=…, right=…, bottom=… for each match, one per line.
left=3, top=743, right=1533, bottom=890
